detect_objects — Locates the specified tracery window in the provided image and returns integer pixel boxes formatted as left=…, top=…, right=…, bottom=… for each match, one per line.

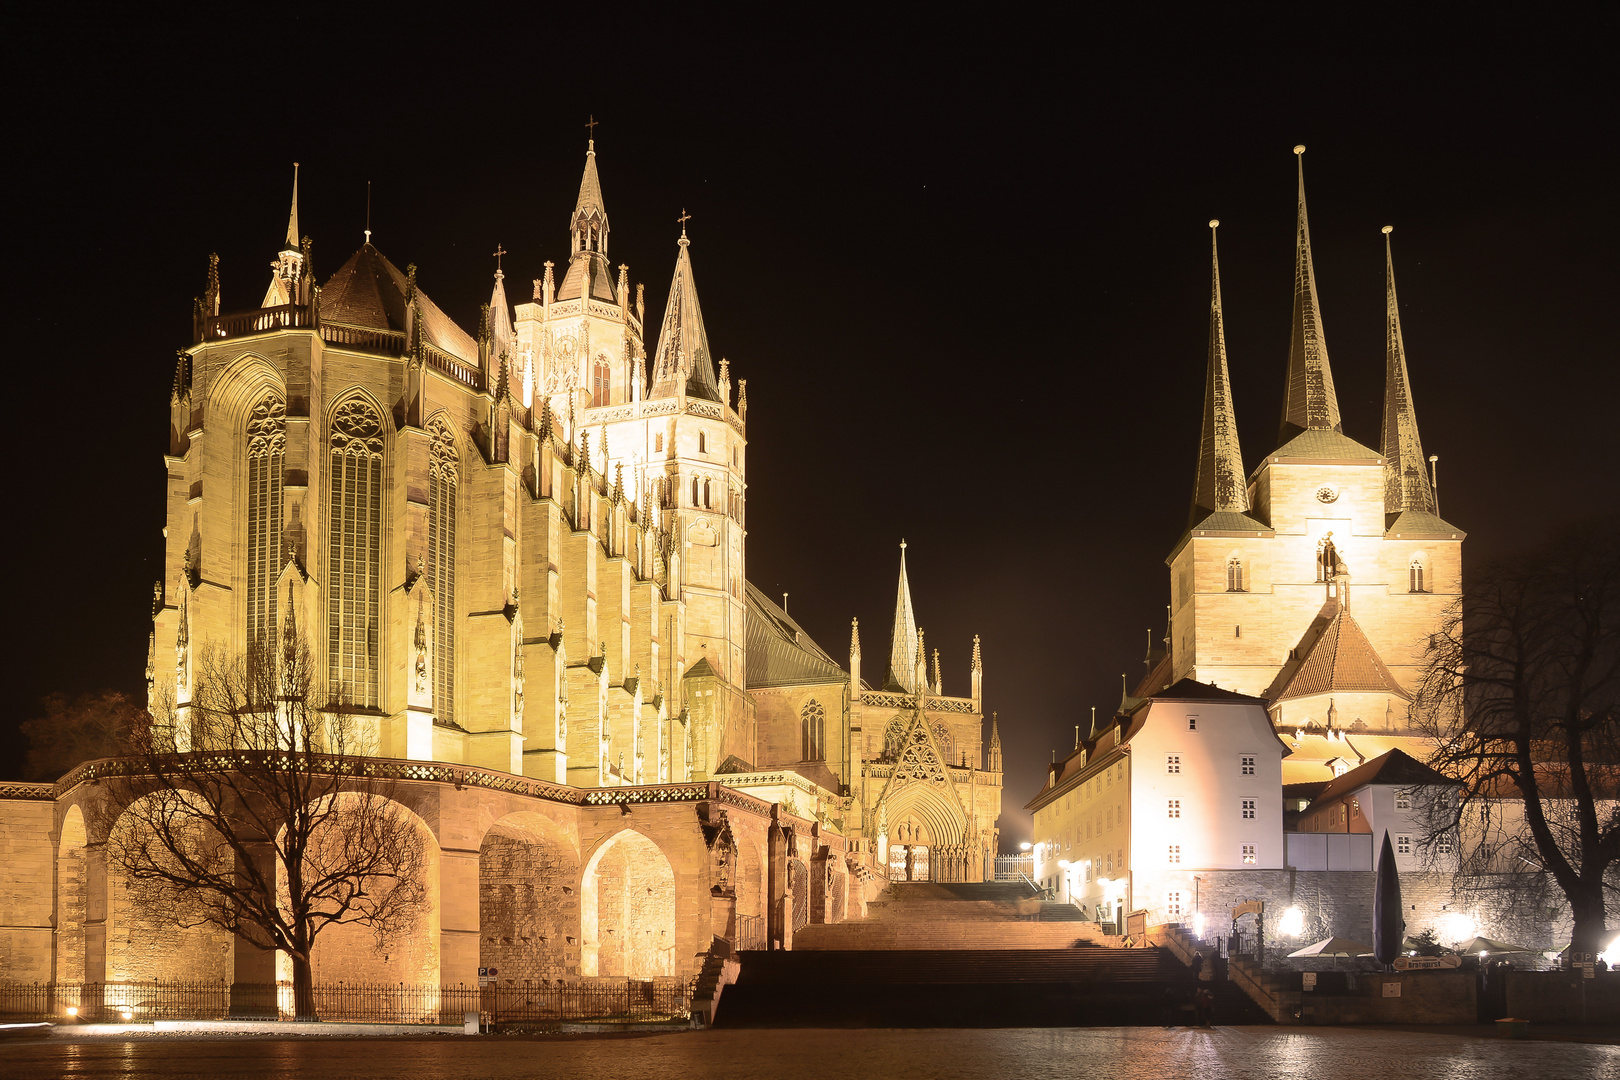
left=1409, top=555, right=1427, bottom=593
left=327, top=398, right=385, bottom=708
left=801, top=698, right=825, bottom=761
left=591, top=357, right=610, bottom=408
left=427, top=419, right=458, bottom=723
left=246, top=393, right=286, bottom=658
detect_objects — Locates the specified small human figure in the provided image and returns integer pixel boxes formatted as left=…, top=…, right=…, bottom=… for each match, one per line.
left=1194, top=986, right=1215, bottom=1028
left=1191, top=952, right=1206, bottom=981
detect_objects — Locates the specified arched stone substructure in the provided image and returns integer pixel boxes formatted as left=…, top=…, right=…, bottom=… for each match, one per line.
left=579, top=829, right=675, bottom=977
left=104, top=794, right=234, bottom=982
left=283, top=793, right=442, bottom=988
left=478, top=811, right=579, bottom=981
left=54, top=806, right=88, bottom=984
left=788, top=856, right=809, bottom=933
left=736, top=839, right=765, bottom=923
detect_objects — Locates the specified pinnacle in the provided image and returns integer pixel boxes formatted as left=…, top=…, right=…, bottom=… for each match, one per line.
left=1279, top=146, right=1342, bottom=445
left=1191, top=220, right=1249, bottom=526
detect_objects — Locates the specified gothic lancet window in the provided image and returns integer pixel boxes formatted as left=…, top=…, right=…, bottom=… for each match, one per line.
left=327, top=398, right=385, bottom=709
left=427, top=419, right=458, bottom=723
left=1226, top=556, right=1245, bottom=592
left=801, top=699, right=825, bottom=761
left=246, top=394, right=286, bottom=658
left=1409, top=555, right=1428, bottom=593
left=591, top=358, right=610, bottom=408
left=691, top=476, right=700, bottom=507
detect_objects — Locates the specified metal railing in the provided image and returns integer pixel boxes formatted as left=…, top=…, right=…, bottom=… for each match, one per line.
left=735, top=914, right=767, bottom=951
left=0, top=979, right=690, bottom=1028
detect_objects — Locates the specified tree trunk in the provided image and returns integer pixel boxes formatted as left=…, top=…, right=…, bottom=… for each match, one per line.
left=291, top=951, right=317, bottom=1021
left=1568, top=885, right=1609, bottom=961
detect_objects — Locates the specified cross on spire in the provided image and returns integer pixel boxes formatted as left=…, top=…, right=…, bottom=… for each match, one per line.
left=492, top=243, right=507, bottom=273
left=585, top=114, right=598, bottom=148
left=677, top=208, right=691, bottom=239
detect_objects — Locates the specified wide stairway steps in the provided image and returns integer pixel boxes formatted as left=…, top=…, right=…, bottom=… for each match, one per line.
left=717, top=947, right=1266, bottom=1027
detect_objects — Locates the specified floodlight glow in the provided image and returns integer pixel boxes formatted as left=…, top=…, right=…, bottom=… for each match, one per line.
left=1443, top=912, right=1476, bottom=943
left=1279, top=906, right=1305, bottom=938
left=1601, top=936, right=1620, bottom=968
left=1020, top=842, right=1032, bottom=851
left=66, top=1006, right=77, bottom=1016
left=1193, top=913, right=1207, bottom=937
left=121, top=1008, right=133, bottom=1021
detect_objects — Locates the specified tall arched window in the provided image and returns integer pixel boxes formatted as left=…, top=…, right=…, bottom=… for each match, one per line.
left=1226, top=556, right=1245, bottom=592
left=427, top=419, right=458, bottom=723
left=698, top=431, right=707, bottom=454
left=932, top=720, right=953, bottom=763
left=801, top=699, right=825, bottom=761
left=1409, top=555, right=1427, bottom=593
left=591, top=357, right=610, bottom=408
left=246, top=394, right=286, bottom=657
left=327, top=398, right=385, bottom=709
left=703, top=478, right=712, bottom=508
left=691, top=476, right=700, bottom=507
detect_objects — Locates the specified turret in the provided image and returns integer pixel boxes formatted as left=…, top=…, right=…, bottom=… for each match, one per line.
left=850, top=617, right=862, bottom=692
left=262, top=163, right=306, bottom=308
left=988, top=712, right=1002, bottom=773
left=648, top=219, right=721, bottom=401
left=970, top=634, right=983, bottom=712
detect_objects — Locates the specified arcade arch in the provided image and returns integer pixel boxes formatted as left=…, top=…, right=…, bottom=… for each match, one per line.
left=579, top=830, right=675, bottom=977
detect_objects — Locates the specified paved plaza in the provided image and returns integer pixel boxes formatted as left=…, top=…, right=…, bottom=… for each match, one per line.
left=5, top=1026, right=1617, bottom=1080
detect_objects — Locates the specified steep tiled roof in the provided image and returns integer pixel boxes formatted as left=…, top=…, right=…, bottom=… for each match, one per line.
left=1307, top=748, right=1458, bottom=811
left=1152, top=678, right=1265, bottom=703
left=320, top=244, right=478, bottom=364
left=1266, top=601, right=1407, bottom=702
left=743, top=582, right=846, bottom=689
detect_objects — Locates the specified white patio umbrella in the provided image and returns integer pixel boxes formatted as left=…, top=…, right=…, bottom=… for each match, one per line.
left=1457, top=936, right=1530, bottom=956
left=1288, top=935, right=1373, bottom=958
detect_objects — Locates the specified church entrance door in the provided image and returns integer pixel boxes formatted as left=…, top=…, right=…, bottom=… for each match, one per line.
left=888, top=844, right=930, bottom=881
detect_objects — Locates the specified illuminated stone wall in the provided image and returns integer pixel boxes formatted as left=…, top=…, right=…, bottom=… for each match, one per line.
left=479, top=819, right=578, bottom=980
left=0, top=799, right=56, bottom=981
left=590, top=831, right=676, bottom=977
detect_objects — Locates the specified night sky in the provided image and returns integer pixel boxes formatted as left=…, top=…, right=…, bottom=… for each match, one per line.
left=6, top=10, right=1616, bottom=848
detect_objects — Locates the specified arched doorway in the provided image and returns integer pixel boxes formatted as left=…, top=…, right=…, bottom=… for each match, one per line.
left=478, top=812, right=578, bottom=982
left=580, top=830, right=675, bottom=977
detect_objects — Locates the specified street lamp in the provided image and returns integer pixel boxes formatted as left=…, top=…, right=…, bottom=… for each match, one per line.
left=1019, top=842, right=1032, bottom=851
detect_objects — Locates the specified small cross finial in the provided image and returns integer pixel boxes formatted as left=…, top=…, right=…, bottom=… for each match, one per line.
left=585, top=114, right=598, bottom=148
left=677, top=208, right=691, bottom=239
left=493, top=244, right=507, bottom=273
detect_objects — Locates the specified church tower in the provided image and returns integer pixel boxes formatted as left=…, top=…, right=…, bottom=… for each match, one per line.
left=1165, top=148, right=1464, bottom=736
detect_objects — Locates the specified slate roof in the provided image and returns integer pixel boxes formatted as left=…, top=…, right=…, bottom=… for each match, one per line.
left=1152, top=678, right=1266, bottom=703
left=320, top=244, right=479, bottom=364
left=743, top=582, right=847, bottom=689
left=1384, top=509, right=1467, bottom=539
left=1266, top=601, right=1408, bottom=702
left=1269, top=428, right=1382, bottom=462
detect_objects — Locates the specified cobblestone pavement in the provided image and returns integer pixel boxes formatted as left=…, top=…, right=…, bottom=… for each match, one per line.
left=8, top=1026, right=1618, bottom=1080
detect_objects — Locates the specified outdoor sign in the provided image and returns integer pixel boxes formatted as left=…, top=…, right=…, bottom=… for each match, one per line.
left=1232, top=900, right=1263, bottom=919
left=1382, top=982, right=1402, bottom=997
left=478, top=966, right=498, bottom=987
left=1125, top=911, right=1147, bottom=938
left=1302, top=972, right=1316, bottom=991
left=1392, top=955, right=1462, bottom=970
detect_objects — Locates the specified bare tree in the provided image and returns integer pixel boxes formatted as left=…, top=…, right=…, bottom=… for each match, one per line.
left=1411, top=516, right=1620, bottom=957
left=102, top=623, right=428, bottom=1019
left=19, top=690, right=149, bottom=782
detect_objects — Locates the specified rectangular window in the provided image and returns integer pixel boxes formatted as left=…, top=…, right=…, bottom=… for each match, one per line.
left=1241, top=798, right=1257, bottom=820
left=1241, top=844, right=1257, bottom=865
left=1167, top=799, right=1181, bottom=819
left=654, top=433, right=664, bottom=453
left=1240, top=755, right=1256, bottom=776
left=1167, top=845, right=1180, bottom=865
left=1188, top=715, right=1198, bottom=731
left=1395, top=792, right=1412, bottom=810
left=1106, top=854, right=1113, bottom=873
left=1166, top=754, right=1182, bottom=775
left=1166, top=890, right=1184, bottom=917
left=1437, top=836, right=1454, bottom=856
left=1085, top=863, right=1093, bottom=882
left=1396, top=834, right=1412, bottom=855
left=1350, top=799, right=1360, bottom=818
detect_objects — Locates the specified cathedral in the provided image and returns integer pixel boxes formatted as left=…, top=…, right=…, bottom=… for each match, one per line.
left=0, top=131, right=1009, bottom=998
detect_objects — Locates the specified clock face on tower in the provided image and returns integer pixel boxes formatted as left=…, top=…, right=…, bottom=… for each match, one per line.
left=1316, top=484, right=1339, bottom=504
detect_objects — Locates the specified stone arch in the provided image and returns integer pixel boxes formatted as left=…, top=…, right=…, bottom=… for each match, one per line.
left=55, top=805, right=88, bottom=984
left=289, top=792, right=442, bottom=988
left=478, top=811, right=579, bottom=983
left=883, top=783, right=963, bottom=850
left=736, top=838, right=766, bottom=921
left=579, top=829, right=676, bottom=977
left=104, top=792, right=235, bottom=983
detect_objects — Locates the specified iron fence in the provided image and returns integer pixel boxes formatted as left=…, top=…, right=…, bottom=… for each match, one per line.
left=0, top=979, right=691, bottom=1028
left=735, top=914, right=767, bottom=951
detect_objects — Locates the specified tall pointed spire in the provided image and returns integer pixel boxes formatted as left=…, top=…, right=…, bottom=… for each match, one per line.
left=283, top=162, right=301, bottom=252
left=1380, top=226, right=1435, bottom=515
left=649, top=224, right=720, bottom=401
left=887, top=540, right=920, bottom=693
left=489, top=244, right=514, bottom=370
left=1191, top=219, right=1249, bottom=527
left=559, top=125, right=612, bottom=302
left=1279, top=146, right=1342, bottom=445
